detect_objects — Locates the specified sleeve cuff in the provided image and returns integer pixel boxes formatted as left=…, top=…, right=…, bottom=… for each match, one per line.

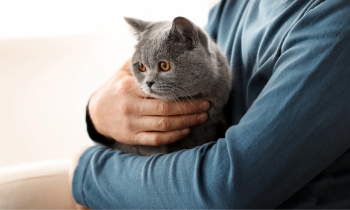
left=86, top=103, right=115, bottom=146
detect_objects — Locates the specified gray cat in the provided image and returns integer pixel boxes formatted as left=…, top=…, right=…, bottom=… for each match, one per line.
left=113, top=16, right=232, bottom=155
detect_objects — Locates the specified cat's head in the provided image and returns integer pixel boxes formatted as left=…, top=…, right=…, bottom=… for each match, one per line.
left=125, top=16, right=214, bottom=101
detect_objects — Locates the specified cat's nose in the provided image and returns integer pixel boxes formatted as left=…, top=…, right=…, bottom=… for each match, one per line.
left=146, top=81, right=155, bottom=88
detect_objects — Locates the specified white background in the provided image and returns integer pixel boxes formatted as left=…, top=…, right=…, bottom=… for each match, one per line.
left=0, top=0, right=220, bottom=166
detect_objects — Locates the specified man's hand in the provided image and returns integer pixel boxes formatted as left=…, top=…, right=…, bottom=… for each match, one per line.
left=88, top=59, right=210, bottom=146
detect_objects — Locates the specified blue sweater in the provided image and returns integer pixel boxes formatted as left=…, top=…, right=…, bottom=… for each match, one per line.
left=73, top=0, right=350, bottom=208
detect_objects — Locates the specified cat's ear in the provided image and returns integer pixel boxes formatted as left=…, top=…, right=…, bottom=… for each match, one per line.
left=124, top=17, right=150, bottom=39
left=169, top=17, right=198, bottom=48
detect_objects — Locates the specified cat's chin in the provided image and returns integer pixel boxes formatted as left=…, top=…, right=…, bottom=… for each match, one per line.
left=142, top=88, right=202, bottom=101
left=149, top=93, right=174, bottom=101
left=149, top=92, right=203, bottom=101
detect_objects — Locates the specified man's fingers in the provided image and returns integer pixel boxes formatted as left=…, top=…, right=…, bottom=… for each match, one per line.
left=136, top=112, right=208, bottom=132
left=135, top=99, right=210, bottom=116
left=134, top=129, right=191, bottom=146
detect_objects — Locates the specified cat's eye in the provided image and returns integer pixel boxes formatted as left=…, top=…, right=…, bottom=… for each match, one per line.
left=159, top=61, right=170, bottom=71
left=138, top=63, right=146, bottom=72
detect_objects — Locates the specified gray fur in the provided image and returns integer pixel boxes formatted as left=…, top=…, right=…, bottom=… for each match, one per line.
left=113, top=17, right=232, bottom=156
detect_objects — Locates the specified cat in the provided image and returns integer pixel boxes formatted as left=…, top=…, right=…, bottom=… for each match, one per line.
left=113, top=16, right=232, bottom=156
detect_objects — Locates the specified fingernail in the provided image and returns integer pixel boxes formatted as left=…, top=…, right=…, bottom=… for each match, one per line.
left=199, top=101, right=210, bottom=111
left=197, top=112, right=208, bottom=123
left=181, top=128, right=190, bottom=136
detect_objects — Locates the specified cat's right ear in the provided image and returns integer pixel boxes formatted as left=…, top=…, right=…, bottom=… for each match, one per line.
left=169, top=17, right=198, bottom=48
left=124, top=17, right=150, bottom=39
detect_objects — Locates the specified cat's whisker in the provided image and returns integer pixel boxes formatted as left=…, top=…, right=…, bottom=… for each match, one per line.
left=170, top=90, right=187, bottom=114
left=129, top=87, right=150, bottom=117
left=129, top=91, right=144, bottom=118
left=129, top=89, right=141, bottom=117
left=171, top=92, right=188, bottom=127
left=173, top=87, right=199, bottom=113
left=183, top=92, right=200, bottom=113
left=172, top=88, right=189, bottom=125
left=140, top=93, right=148, bottom=115
left=174, top=89, right=188, bottom=125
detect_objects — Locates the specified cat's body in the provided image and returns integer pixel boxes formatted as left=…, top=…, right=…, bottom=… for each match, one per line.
left=113, top=17, right=232, bottom=156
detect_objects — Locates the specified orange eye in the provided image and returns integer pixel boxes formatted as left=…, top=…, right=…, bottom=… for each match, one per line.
left=138, top=62, right=146, bottom=72
left=159, top=61, right=170, bottom=71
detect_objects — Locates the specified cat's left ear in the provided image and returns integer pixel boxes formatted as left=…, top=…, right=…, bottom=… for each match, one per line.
left=169, top=17, right=198, bottom=48
left=124, top=17, right=150, bottom=39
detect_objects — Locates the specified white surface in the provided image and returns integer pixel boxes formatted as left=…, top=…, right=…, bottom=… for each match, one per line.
left=0, top=159, right=74, bottom=209
left=0, top=159, right=70, bottom=185
left=0, top=0, right=220, bottom=167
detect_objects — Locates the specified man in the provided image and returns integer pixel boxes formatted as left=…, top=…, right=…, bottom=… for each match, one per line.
left=71, top=0, right=350, bottom=208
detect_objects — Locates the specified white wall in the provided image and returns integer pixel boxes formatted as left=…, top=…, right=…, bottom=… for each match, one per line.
left=0, top=0, right=220, bottom=167
left=0, top=0, right=214, bottom=40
